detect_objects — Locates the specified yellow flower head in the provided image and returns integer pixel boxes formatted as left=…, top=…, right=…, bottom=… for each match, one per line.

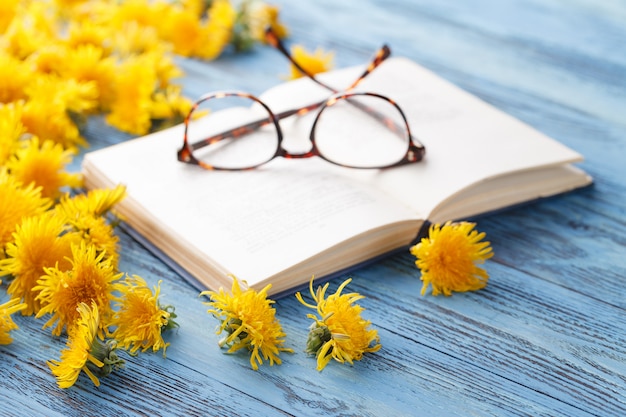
left=295, top=277, right=381, bottom=371
left=0, top=170, right=51, bottom=251
left=21, top=97, right=86, bottom=150
left=159, top=8, right=205, bottom=57
left=199, top=0, right=237, bottom=59
left=105, top=55, right=156, bottom=135
left=76, top=214, right=121, bottom=267
left=150, top=85, right=193, bottom=129
left=110, top=275, right=178, bottom=356
left=410, top=221, right=494, bottom=296
left=288, top=45, right=334, bottom=80
left=0, top=211, right=79, bottom=316
left=27, top=43, right=68, bottom=75
left=138, top=50, right=182, bottom=91
left=35, top=242, right=122, bottom=336
left=201, top=276, right=293, bottom=370
left=47, top=45, right=111, bottom=113
left=163, top=0, right=236, bottom=59
left=3, top=2, right=56, bottom=60
left=48, top=301, right=124, bottom=389
left=57, top=185, right=126, bottom=220
left=65, top=19, right=112, bottom=53
left=25, top=74, right=99, bottom=116
left=0, top=298, right=27, bottom=345
left=0, top=52, right=31, bottom=103
left=6, top=137, right=82, bottom=200
left=54, top=186, right=125, bottom=268
left=111, top=21, right=164, bottom=57
left=0, top=102, right=26, bottom=165
left=110, top=0, right=163, bottom=28
left=0, top=0, right=20, bottom=33
left=34, top=43, right=114, bottom=110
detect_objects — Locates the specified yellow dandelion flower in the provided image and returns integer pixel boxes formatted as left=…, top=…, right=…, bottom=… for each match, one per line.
left=21, top=97, right=86, bottom=150
left=105, top=56, right=156, bottom=135
left=56, top=44, right=116, bottom=111
left=2, top=3, right=55, bottom=60
left=110, top=0, right=162, bottom=29
left=159, top=8, right=205, bottom=57
left=57, top=185, right=127, bottom=221
left=0, top=298, right=27, bottom=345
left=25, top=73, right=99, bottom=117
left=150, top=85, right=192, bottom=129
left=0, top=102, right=26, bottom=165
left=155, top=0, right=235, bottom=60
left=6, top=137, right=82, bottom=200
left=0, top=211, right=79, bottom=316
left=68, top=0, right=121, bottom=27
left=111, top=21, right=163, bottom=57
left=296, top=277, right=381, bottom=371
left=410, top=221, right=494, bottom=296
left=65, top=19, right=112, bottom=53
left=0, top=52, right=31, bottom=103
left=201, top=276, right=293, bottom=370
left=110, top=275, right=178, bottom=356
left=57, top=189, right=124, bottom=267
left=288, top=45, right=334, bottom=80
left=27, top=43, right=69, bottom=75
left=48, top=301, right=124, bottom=389
left=74, top=215, right=120, bottom=268
left=0, top=170, right=51, bottom=251
left=35, top=242, right=122, bottom=336
left=133, top=49, right=182, bottom=92
left=0, top=0, right=20, bottom=33
left=195, top=0, right=236, bottom=60
left=55, top=0, right=91, bottom=11
left=60, top=77, right=101, bottom=117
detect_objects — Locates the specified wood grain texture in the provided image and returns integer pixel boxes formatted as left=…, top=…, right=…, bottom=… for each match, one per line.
left=2, top=0, right=625, bottom=416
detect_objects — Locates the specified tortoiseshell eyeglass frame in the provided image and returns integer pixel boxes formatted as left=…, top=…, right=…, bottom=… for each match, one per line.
left=177, top=27, right=426, bottom=171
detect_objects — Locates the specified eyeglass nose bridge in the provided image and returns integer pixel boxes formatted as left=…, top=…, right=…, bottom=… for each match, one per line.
left=275, top=143, right=322, bottom=161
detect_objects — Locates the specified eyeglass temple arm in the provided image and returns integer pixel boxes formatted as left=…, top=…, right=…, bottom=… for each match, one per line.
left=186, top=32, right=421, bottom=154
left=345, top=45, right=391, bottom=91
left=263, top=26, right=416, bottom=147
left=264, top=26, right=391, bottom=93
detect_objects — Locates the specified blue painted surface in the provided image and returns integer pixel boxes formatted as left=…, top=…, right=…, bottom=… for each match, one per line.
left=2, top=1, right=625, bottom=416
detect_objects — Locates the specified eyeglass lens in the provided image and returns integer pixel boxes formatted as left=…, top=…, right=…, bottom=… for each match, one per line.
left=313, top=94, right=410, bottom=168
left=186, top=95, right=280, bottom=170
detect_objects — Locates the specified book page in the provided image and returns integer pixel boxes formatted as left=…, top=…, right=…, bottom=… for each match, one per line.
left=83, top=123, right=420, bottom=286
left=258, top=58, right=590, bottom=219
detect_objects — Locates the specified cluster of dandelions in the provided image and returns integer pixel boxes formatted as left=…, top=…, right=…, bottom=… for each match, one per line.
left=202, top=276, right=381, bottom=372
left=0, top=183, right=179, bottom=388
left=201, top=222, right=493, bottom=371
left=0, top=0, right=288, bottom=138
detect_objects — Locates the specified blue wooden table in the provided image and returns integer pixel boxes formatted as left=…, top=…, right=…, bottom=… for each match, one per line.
left=2, top=0, right=625, bottom=415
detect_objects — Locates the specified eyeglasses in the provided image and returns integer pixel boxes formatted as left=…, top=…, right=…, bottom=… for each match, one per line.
left=177, top=27, right=425, bottom=171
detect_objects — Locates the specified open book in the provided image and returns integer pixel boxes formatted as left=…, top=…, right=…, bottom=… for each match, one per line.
left=82, top=56, right=592, bottom=296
